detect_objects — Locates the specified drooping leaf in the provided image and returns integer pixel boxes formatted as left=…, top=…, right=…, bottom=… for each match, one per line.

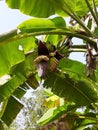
left=38, top=106, right=66, bottom=125
left=58, top=58, right=98, bottom=91
left=11, top=51, right=39, bottom=89
left=44, top=72, right=98, bottom=106
left=12, top=51, right=37, bottom=78
left=13, top=86, right=26, bottom=99
left=58, top=58, right=86, bottom=79
left=0, top=51, right=39, bottom=127
left=38, top=103, right=77, bottom=126
left=18, top=17, right=66, bottom=33
left=6, top=0, right=98, bottom=18
left=0, top=73, right=26, bottom=103
left=39, top=102, right=98, bottom=127
left=6, top=0, right=55, bottom=18
left=1, top=96, right=23, bottom=126
left=0, top=36, right=37, bottom=77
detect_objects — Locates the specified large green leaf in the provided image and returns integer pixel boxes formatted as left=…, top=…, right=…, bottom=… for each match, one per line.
left=6, top=0, right=98, bottom=18
left=11, top=51, right=39, bottom=90
left=38, top=103, right=77, bottom=126
left=0, top=42, right=24, bottom=77
left=18, top=17, right=66, bottom=33
left=6, top=0, right=55, bottom=18
left=0, top=51, right=39, bottom=102
left=12, top=51, right=37, bottom=78
left=1, top=96, right=23, bottom=126
left=0, top=36, right=37, bottom=77
left=0, top=51, right=39, bottom=127
left=44, top=72, right=98, bottom=106
left=39, top=104, right=98, bottom=127
left=16, top=36, right=37, bottom=54
left=38, top=107, right=63, bottom=126
left=0, top=72, right=26, bottom=103
left=58, top=58, right=86, bottom=79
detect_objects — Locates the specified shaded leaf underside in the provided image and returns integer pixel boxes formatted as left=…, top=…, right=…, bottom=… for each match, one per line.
left=1, top=96, right=23, bottom=126
left=44, top=70, right=98, bottom=106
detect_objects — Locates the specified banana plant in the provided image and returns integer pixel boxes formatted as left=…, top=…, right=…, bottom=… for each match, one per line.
left=0, top=0, right=98, bottom=129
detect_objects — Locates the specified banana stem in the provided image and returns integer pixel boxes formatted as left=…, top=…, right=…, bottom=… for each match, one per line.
left=69, top=49, right=86, bottom=53
left=0, top=29, right=96, bottom=47
left=72, top=45, right=86, bottom=49
left=63, top=1, right=94, bottom=37
left=92, top=0, right=98, bottom=16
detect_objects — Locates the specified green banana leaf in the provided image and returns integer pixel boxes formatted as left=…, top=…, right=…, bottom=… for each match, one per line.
left=38, top=103, right=77, bottom=126
left=18, top=17, right=66, bottom=33
left=6, top=0, right=98, bottom=18
left=0, top=36, right=36, bottom=77
left=44, top=59, right=98, bottom=106
left=1, top=96, right=23, bottom=126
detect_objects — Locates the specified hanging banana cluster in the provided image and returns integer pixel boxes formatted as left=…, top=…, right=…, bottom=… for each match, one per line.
left=34, top=40, right=62, bottom=78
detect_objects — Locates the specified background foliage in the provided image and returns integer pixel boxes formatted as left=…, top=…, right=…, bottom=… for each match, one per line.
left=0, top=0, right=98, bottom=129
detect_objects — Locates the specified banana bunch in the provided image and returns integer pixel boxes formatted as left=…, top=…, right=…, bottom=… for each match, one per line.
left=34, top=41, right=62, bottom=78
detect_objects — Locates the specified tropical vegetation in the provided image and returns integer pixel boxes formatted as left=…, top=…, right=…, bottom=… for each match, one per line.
left=0, top=0, right=98, bottom=129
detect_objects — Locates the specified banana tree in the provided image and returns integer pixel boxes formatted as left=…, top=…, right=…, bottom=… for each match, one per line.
left=0, top=0, right=98, bottom=129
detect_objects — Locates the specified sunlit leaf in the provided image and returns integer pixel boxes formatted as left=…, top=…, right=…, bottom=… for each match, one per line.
left=18, top=17, right=66, bottom=33
left=6, top=0, right=98, bottom=18
left=16, top=36, right=37, bottom=54
left=38, top=103, right=77, bottom=125
left=0, top=42, right=24, bottom=77
left=12, top=52, right=37, bottom=78
left=44, top=72, right=98, bottom=105
left=0, top=36, right=37, bottom=77
left=45, top=35, right=65, bottom=46
left=38, top=106, right=66, bottom=126
left=58, top=58, right=86, bottom=79
left=6, top=0, right=55, bottom=18
left=0, top=73, right=26, bottom=102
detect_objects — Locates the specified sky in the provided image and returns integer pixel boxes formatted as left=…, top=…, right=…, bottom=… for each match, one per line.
left=0, top=1, right=31, bottom=33
left=0, top=1, right=85, bottom=63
